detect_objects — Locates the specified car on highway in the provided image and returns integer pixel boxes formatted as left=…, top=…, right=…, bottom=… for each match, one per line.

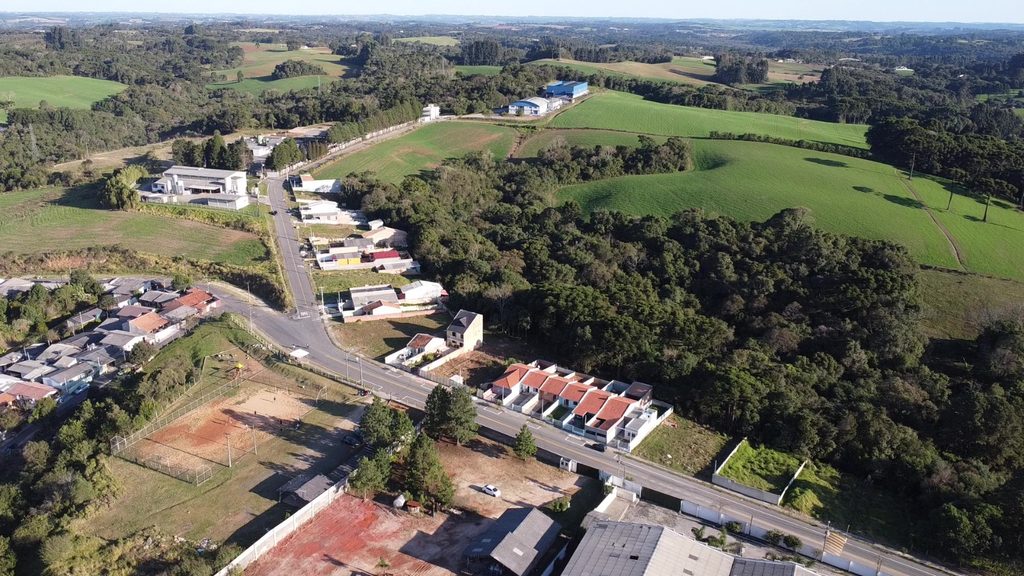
left=482, top=484, right=501, bottom=497
left=588, top=442, right=607, bottom=452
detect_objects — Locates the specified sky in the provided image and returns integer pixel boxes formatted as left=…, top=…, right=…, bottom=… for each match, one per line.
left=2, top=0, right=1023, bottom=24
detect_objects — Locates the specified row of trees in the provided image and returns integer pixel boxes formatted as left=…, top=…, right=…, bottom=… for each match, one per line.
left=171, top=132, right=253, bottom=171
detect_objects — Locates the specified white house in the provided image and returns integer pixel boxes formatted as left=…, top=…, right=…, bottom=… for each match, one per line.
left=509, top=97, right=549, bottom=116
left=420, top=104, right=441, bottom=123
left=293, top=175, right=342, bottom=194
left=399, top=281, right=444, bottom=304
left=152, top=166, right=247, bottom=195
left=300, top=200, right=343, bottom=223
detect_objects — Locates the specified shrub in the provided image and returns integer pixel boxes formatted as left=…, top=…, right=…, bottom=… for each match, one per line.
left=783, top=534, right=803, bottom=550
left=725, top=521, right=743, bottom=534
left=764, top=529, right=784, bottom=546
left=548, top=497, right=571, bottom=513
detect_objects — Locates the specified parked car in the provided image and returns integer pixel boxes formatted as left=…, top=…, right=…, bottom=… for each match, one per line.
left=482, top=484, right=501, bottom=498
left=269, top=210, right=278, bottom=215
left=342, top=435, right=362, bottom=447
left=588, top=443, right=607, bottom=452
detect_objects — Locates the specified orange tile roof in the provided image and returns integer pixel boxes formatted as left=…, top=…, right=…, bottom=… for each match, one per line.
left=539, top=375, right=571, bottom=396
left=174, top=289, right=214, bottom=309
left=0, top=392, right=15, bottom=406
left=493, top=364, right=532, bottom=391
left=520, top=370, right=549, bottom=389
left=408, top=334, right=437, bottom=349
left=559, top=382, right=592, bottom=403
left=593, top=396, right=636, bottom=429
left=573, top=389, right=613, bottom=417
left=129, top=312, right=169, bottom=334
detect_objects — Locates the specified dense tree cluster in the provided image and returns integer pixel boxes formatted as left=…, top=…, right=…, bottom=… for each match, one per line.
left=713, top=53, right=770, bottom=86
left=171, top=133, right=253, bottom=171
left=270, top=59, right=326, bottom=80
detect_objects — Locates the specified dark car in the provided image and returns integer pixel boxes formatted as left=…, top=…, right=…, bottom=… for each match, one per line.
left=342, top=435, right=362, bottom=447
left=588, top=443, right=607, bottom=452
left=269, top=210, right=278, bottom=215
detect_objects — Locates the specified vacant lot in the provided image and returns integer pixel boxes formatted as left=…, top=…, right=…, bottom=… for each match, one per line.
left=245, top=437, right=597, bottom=576
left=315, top=122, right=517, bottom=183
left=0, top=75, right=126, bottom=123
left=395, top=36, right=460, bottom=46
left=82, top=322, right=361, bottom=547
left=207, top=42, right=351, bottom=94
left=633, top=414, right=731, bottom=477
left=551, top=91, right=869, bottom=148
left=718, top=440, right=801, bottom=494
left=314, top=270, right=411, bottom=306
left=332, top=313, right=451, bottom=360
left=918, top=269, right=1024, bottom=340
left=0, top=186, right=267, bottom=266
left=557, top=139, right=959, bottom=269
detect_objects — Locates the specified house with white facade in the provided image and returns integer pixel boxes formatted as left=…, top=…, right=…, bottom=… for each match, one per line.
left=153, top=166, right=247, bottom=195
left=420, top=104, right=441, bottom=123
left=399, top=281, right=445, bottom=304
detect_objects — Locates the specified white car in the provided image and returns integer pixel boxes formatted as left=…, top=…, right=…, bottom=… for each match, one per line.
left=482, top=484, right=501, bottom=498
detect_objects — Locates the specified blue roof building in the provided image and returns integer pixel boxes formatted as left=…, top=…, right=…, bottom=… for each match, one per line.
left=545, top=80, right=589, bottom=99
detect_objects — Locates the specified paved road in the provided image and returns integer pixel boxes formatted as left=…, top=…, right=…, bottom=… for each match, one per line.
left=211, top=178, right=956, bottom=576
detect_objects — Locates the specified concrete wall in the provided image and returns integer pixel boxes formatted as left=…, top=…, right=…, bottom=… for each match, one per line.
left=711, top=438, right=787, bottom=506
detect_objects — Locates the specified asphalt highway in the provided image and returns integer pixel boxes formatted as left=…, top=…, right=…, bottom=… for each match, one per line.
left=208, top=176, right=957, bottom=576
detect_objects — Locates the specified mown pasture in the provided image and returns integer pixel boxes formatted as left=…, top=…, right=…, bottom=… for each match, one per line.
left=0, top=75, right=127, bottom=123
left=206, top=42, right=350, bottom=94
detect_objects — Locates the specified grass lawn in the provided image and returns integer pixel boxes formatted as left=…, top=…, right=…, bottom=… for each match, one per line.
left=455, top=65, right=503, bottom=76
left=632, top=414, right=730, bottom=476
left=784, top=462, right=922, bottom=549
left=556, top=140, right=959, bottom=269
left=313, top=269, right=410, bottom=304
left=514, top=129, right=666, bottom=158
left=0, top=187, right=267, bottom=266
left=718, top=440, right=801, bottom=493
left=395, top=36, right=460, bottom=46
left=529, top=57, right=819, bottom=89
left=332, top=313, right=450, bottom=360
left=918, top=269, right=1024, bottom=340
left=906, top=173, right=1024, bottom=281
left=0, top=75, right=127, bottom=123
left=206, top=42, right=350, bottom=94
left=314, top=122, right=517, bottom=183
left=551, top=91, right=869, bottom=149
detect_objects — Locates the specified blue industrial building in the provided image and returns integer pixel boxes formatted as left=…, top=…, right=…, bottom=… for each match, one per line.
left=545, top=80, right=589, bottom=99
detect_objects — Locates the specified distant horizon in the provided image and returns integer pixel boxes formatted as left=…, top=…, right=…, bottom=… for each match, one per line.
left=1, top=2, right=1022, bottom=25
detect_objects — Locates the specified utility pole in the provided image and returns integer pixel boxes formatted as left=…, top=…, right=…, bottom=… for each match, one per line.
left=908, top=151, right=916, bottom=181
left=250, top=425, right=258, bottom=456
left=225, top=433, right=233, bottom=467
left=358, top=356, right=363, bottom=386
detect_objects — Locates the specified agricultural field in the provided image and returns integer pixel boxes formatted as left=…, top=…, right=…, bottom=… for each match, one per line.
left=206, top=42, right=350, bottom=94
left=718, top=440, right=801, bottom=494
left=455, top=65, right=503, bottom=76
left=513, top=129, right=667, bottom=157
left=395, top=36, right=460, bottom=46
left=82, top=320, right=360, bottom=547
left=550, top=91, right=869, bottom=148
left=314, top=122, right=517, bottom=183
left=0, top=186, right=268, bottom=266
left=917, top=269, right=1024, bottom=340
left=556, top=139, right=959, bottom=269
left=975, top=91, right=1024, bottom=117
left=0, top=75, right=127, bottom=123
left=529, top=57, right=821, bottom=87
left=332, top=313, right=450, bottom=360
left=632, top=414, right=731, bottom=477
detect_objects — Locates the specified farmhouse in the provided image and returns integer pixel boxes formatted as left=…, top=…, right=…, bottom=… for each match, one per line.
left=463, top=508, right=561, bottom=576
left=487, top=361, right=668, bottom=451
left=545, top=80, right=589, bottom=100
left=446, top=309, right=483, bottom=349
left=153, top=166, right=247, bottom=195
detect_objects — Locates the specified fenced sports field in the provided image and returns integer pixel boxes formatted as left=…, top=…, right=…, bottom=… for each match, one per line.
left=111, top=347, right=326, bottom=485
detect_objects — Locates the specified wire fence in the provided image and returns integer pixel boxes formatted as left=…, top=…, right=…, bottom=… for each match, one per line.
left=115, top=448, right=216, bottom=486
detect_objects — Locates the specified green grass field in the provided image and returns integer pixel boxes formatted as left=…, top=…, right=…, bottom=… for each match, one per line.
left=514, top=129, right=667, bottom=157
left=557, top=139, right=959, bottom=269
left=0, top=187, right=267, bottom=265
left=529, top=57, right=820, bottom=88
left=333, top=313, right=451, bottom=360
left=551, top=91, right=869, bottom=148
left=455, top=65, right=503, bottom=76
left=918, top=269, right=1024, bottom=340
left=0, top=75, right=127, bottom=123
left=632, top=414, right=730, bottom=476
left=395, top=36, right=460, bottom=46
left=314, top=122, right=517, bottom=183
left=718, top=440, right=801, bottom=493
left=206, top=42, right=350, bottom=94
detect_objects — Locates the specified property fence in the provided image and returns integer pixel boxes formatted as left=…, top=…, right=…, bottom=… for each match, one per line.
left=710, top=438, right=806, bottom=506
left=214, top=475, right=351, bottom=576
left=116, top=450, right=215, bottom=486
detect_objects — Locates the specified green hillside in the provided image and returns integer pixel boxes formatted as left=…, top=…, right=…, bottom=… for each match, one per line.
left=206, top=42, right=350, bottom=94
left=315, top=122, right=517, bottom=183
left=557, top=139, right=960, bottom=270
left=514, top=129, right=667, bottom=157
left=0, top=76, right=127, bottom=123
left=551, top=91, right=869, bottom=149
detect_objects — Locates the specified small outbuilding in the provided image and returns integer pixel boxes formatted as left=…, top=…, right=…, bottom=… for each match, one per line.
left=463, top=508, right=562, bottom=576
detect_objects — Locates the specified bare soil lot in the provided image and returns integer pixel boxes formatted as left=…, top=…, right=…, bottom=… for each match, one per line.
left=246, top=438, right=595, bottom=576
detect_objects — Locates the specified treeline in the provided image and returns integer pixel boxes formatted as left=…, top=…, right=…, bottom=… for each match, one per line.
left=524, top=38, right=672, bottom=64
left=171, top=132, right=253, bottom=171
left=325, top=99, right=422, bottom=143
left=270, top=59, right=326, bottom=79
left=707, top=131, right=872, bottom=159
left=867, top=116, right=1024, bottom=203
